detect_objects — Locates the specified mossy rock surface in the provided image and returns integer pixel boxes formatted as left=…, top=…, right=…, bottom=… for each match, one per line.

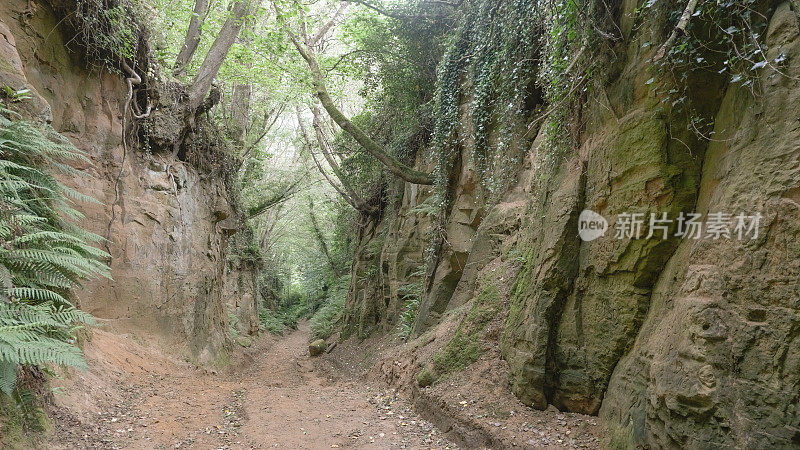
left=417, top=285, right=501, bottom=386
left=309, top=339, right=327, bottom=357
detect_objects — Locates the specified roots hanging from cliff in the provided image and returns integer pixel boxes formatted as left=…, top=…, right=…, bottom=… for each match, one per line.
left=104, top=61, right=152, bottom=256
left=47, top=0, right=150, bottom=71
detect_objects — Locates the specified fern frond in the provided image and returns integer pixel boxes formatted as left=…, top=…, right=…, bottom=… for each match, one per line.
left=0, top=107, right=107, bottom=393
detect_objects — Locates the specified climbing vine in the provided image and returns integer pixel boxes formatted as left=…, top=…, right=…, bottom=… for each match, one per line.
left=431, top=0, right=544, bottom=201
left=421, top=0, right=604, bottom=283
left=643, top=0, right=783, bottom=137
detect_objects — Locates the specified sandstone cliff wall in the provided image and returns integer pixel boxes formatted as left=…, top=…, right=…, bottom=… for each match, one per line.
left=0, top=0, right=257, bottom=363
left=347, top=2, right=800, bottom=447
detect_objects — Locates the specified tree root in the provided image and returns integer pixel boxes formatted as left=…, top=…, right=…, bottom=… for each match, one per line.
left=105, top=61, right=152, bottom=257
left=122, top=61, right=152, bottom=119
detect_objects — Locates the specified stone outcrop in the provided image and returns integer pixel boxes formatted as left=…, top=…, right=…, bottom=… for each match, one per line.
left=0, top=0, right=258, bottom=363
left=600, top=5, right=800, bottom=447
left=344, top=1, right=800, bottom=447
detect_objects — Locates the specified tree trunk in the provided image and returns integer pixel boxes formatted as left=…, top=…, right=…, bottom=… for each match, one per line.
left=275, top=4, right=434, bottom=185
left=173, top=0, right=210, bottom=77
left=308, top=199, right=342, bottom=278
left=230, top=83, right=252, bottom=143
left=296, top=110, right=373, bottom=213
left=188, top=0, right=253, bottom=112
left=309, top=62, right=433, bottom=185
left=311, top=107, right=374, bottom=212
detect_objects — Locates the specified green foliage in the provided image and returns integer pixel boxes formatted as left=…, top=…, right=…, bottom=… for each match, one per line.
left=642, top=0, right=777, bottom=136
left=397, top=295, right=420, bottom=341
left=0, top=106, right=107, bottom=394
left=431, top=0, right=543, bottom=200
left=258, top=302, right=310, bottom=336
left=308, top=299, right=342, bottom=341
left=341, top=2, right=454, bottom=112
left=226, top=224, right=263, bottom=270
left=1, top=88, right=31, bottom=103
left=227, top=311, right=241, bottom=339
left=363, top=226, right=386, bottom=260
left=55, top=0, right=146, bottom=69
left=309, top=276, right=349, bottom=341
left=258, top=307, right=287, bottom=335
left=0, top=384, right=50, bottom=447
left=336, top=1, right=453, bottom=176
left=538, top=0, right=589, bottom=161
left=397, top=267, right=425, bottom=341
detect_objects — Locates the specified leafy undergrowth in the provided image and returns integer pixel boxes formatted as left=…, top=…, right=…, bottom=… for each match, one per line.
left=417, top=285, right=501, bottom=387
left=258, top=303, right=310, bottom=336
left=309, top=294, right=344, bottom=341
left=309, top=277, right=349, bottom=341
left=0, top=102, right=108, bottom=436
left=0, top=385, right=49, bottom=450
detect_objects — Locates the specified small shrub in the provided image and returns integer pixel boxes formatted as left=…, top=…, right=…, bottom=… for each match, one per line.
left=397, top=295, right=420, bottom=341
left=280, top=303, right=309, bottom=330
left=309, top=297, right=343, bottom=341
left=416, top=367, right=435, bottom=388
left=258, top=302, right=310, bottom=336
left=309, top=279, right=348, bottom=341
left=258, top=308, right=286, bottom=335
left=397, top=267, right=424, bottom=340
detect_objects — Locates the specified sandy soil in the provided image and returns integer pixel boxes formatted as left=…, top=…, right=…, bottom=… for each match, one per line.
left=47, top=324, right=455, bottom=449
left=329, top=328, right=608, bottom=450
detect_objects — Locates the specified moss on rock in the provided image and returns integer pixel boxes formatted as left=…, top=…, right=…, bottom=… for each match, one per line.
left=417, top=285, right=501, bottom=387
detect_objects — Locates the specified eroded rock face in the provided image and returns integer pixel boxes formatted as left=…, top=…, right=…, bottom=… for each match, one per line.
left=223, top=261, right=261, bottom=337
left=600, top=5, right=800, bottom=447
left=0, top=1, right=257, bottom=363
left=346, top=1, right=800, bottom=447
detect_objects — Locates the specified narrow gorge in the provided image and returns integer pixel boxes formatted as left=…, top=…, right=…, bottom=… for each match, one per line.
left=0, top=0, right=798, bottom=448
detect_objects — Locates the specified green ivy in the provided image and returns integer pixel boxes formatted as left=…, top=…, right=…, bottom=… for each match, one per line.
left=643, top=0, right=777, bottom=136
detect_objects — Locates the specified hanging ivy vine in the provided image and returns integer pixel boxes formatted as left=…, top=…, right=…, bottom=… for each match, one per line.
left=431, top=0, right=545, bottom=202
left=642, top=0, right=783, bottom=138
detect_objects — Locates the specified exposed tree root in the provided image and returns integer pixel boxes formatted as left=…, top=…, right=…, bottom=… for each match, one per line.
left=105, top=62, right=152, bottom=257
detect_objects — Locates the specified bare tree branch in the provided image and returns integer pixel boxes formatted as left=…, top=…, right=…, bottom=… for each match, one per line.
left=654, top=0, right=701, bottom=61
left=247, top=171, right=309, bottom=219
left=240, top=104, right=286, bottom=163
left=311, top=106, right=375, bottom=212
left=309, top=3, right=349, bottom=47
left=296, top=110, right=372, bottom=212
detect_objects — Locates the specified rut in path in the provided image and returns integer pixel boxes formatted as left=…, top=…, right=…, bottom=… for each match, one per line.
left=49, top=323, right=454, bottom=449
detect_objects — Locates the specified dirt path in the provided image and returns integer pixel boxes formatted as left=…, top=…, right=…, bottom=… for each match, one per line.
left=48, top=324, right=455, bottom=449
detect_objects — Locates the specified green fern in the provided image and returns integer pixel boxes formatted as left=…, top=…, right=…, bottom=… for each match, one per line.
left=397, top=266, right=426, bottom=341
left=0, top=105, right=108, bottom=395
